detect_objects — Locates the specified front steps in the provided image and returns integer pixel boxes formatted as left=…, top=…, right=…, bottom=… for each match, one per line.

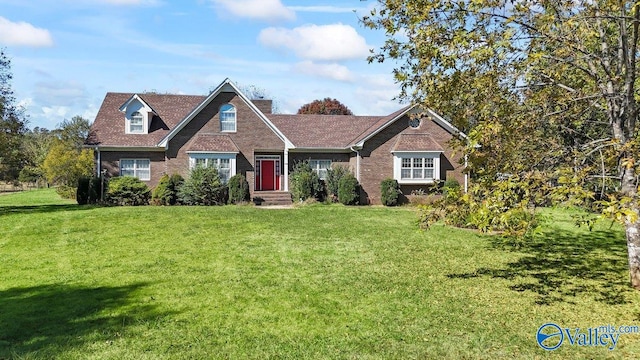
left=252, top=191, right=293, bottom=206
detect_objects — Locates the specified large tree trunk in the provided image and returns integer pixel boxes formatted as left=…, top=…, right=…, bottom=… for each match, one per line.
left=621, top=164, right=640, bottom=289
left=627, top=216, right=640, bottom=289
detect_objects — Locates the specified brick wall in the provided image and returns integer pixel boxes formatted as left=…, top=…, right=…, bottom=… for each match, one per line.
left=359, top=115, right=465, bottom=204
left=165, top=92, right=284, bottom=195
left=99, top=150, right=166, bottom=188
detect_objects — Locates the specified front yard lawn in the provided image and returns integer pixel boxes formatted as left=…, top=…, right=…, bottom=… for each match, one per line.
left=1, top=189, right=639, bottom=359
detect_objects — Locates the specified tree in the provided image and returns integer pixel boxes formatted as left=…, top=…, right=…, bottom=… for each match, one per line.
left=42, top=139, right=94, bottom=191
left=0, top=48, right=28, bottom=180
left=21, top=127, right=55, bottom=185
left=297, top=98, right=354, bottom=115
left=54, top=115, right=91, bottom=150
left=363, top=1, right=640, bottom=289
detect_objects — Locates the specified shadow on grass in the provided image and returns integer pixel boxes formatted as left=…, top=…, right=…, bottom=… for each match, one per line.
left=0, top=204, right=98, bottom=216
left=0, top=283, right=172, bottom=358
left=447, top=228, right=635, bottom=305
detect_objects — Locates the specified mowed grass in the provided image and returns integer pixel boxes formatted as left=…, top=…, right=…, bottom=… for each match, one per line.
left=1, top=190, right=640, bottom=359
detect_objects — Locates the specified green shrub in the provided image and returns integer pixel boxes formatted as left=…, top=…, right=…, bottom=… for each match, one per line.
left=106, top=176, right=150, bottom=206
left=442, top=179, right=461, bottom=196
left=290, top=161, right=323, bottom=202
left=152, top=174, right=184, bottom=206
left=325, top=165, right=349, bottom=201
left=178, top=166, right=227, bottom=206
left=76, top=176, right=90, bottom=205
left=380, top=178, right=401, bottom=206
left=56, top=185, right=76, bottom=199
left=88, top=176, right=102, bottom=204
left=228, top=173, right=250, bottom=204
left=338, top=173, right=360, bottom=205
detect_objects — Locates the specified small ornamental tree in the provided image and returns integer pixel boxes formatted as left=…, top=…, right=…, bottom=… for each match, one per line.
left=380, top=178, right=401, bottom=206
left=325, top=165, right=350, bottom=202
left=338, top=173, right=360, bottom=205
left=290, top=161, right=323, bottom=202
left=297, top=98, right=353, bottom=115
left=178, top=166, right=227, bottom=206
left=228, top=173, right=250, bottom=204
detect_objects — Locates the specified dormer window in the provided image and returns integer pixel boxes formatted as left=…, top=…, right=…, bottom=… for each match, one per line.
left=220, top=104, right=236, bottom=132
left=130, top=111, right=144, bottom=133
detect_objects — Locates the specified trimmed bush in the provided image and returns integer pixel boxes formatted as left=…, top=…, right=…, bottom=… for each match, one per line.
left=290, top=161, right=323, bottom=202
left=152, top=174, right=184, bottom=205
left=106, top=176, right=151, bottom=206
left=76, top=176, right=90, bottom=205
left=178, top=166, right=227, bottom=205
left=56, top=185, right=76, bottom=199
left=380, top=178, right=401, bottom=206
left=338, top=173, right=360, bottom=205
left=325, top=165, right=349, bottom=201
left=228, top=173, right=250, bottom=204
left=88, top=176, right=102, bottom=204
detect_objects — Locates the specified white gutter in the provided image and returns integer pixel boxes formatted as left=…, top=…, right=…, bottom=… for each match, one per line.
left=350, top=145, right=362, bottom=181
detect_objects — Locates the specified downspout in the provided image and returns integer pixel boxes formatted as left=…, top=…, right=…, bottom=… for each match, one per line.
left=350, top=145, right=362, bottom=181
left=95, top=147, right=101, bottom=177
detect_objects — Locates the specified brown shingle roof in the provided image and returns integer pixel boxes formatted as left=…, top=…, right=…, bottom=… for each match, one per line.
left=268, top=114, right=381, bottom=148
left=392, top=133, right=444, bottom=152
left=186, top=134, right=239, bottom=152
left=352, top=105, right=413, bottom=145
left=86, top=92, right=205, bottom=147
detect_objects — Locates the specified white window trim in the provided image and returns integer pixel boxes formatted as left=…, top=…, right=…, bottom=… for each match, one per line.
left=309, top=159, right=332, bottom=180
left=393, top=151, right=441, bottom=184
left=187, top=152, right=237, bottom=183
left=220, top=104, right=237, bottom=133
left=120, top=158, right=151, bottom=181
left=128, top=111, right=144, bottom=134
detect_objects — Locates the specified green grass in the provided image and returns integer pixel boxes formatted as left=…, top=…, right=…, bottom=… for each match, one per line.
left=1, top=189, right=640, bottom=359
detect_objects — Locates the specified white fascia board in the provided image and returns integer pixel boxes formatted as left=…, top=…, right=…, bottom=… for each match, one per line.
left=424, top=108, right=468, bottom=140
left=157, top=78, right=294, bottom=149
left=186, top=151, right=239, bottom=155
left=119, top=94, right=157, bottom=115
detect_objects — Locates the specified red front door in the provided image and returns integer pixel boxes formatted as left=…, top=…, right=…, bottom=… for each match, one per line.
left=261, top=160, right=276, bottom=190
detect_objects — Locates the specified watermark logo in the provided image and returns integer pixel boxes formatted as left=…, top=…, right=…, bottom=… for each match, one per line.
left=536, top=323, right=639, bottom=351
left=537, top=323, right=564, bottom=351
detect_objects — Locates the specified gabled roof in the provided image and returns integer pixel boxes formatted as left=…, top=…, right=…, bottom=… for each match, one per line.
left=186, top=134, right=239, bottom=153
left=269, top=114, right=380, bottom=149
left=86, top=93, right=205, bottom=147
left=157, top=78, right=292, bottom=148
left=118, top=94, right=157, bottom=114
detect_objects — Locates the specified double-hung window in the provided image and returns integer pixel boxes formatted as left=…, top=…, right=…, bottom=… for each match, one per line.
left=120, top=159, right=150, bottom=181
left=220, top=104, right=236, bottom=132
left=129, top=111, right=144, bottom=133
left=189, top=153, right=236, bottom=183
left=309, top=160, right=331, bottom=180
left=394, top=152, right=440, bottom=184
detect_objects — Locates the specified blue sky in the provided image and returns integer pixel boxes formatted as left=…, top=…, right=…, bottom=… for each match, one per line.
left=0, top=0, right=402, bottom=130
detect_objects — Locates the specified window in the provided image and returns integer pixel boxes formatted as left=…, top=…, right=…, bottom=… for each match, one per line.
left=189, top=154, right=236, bottom=183
left=309, top=160, right=331, bottom=180
left=394, top=152, right=440, bottom=184
left=120, top=159, right=150, bottom=181
left=220, top=104, right=236, bottom=132
left=129, top=111, right=144, bottom=133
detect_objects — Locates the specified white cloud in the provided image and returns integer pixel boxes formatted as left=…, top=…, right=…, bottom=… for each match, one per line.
left=289, top=6, right=363, bottom=13
left=294, top=61, right=354, bottom=82
left=258, top=23, right=370, bottom=61
left=0, top=17, right=53, bottom=47
left=97, top=0, right=161, bottom=5
left=211, top=0, right=295, bottom=22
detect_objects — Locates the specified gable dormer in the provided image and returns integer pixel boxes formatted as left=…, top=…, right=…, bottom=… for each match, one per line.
left=119, top=94, right=156, bottom=135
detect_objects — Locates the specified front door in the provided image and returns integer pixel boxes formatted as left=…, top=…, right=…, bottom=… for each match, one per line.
left=261, top=160, right=275, bottom=190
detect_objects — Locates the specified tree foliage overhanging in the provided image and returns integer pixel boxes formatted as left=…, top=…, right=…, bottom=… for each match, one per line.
left=363, top=0, right=640, bottom=289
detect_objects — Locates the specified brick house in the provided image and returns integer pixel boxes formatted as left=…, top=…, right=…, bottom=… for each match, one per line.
left=86, top=78, right=467, bottom=204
